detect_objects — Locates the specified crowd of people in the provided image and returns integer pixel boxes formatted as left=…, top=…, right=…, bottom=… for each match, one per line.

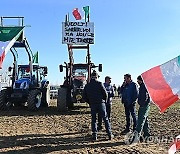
left=83, top=71, right=151, bottom=144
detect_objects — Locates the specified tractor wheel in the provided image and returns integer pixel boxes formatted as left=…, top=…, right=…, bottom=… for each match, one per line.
left=57, top=88, right=67, bottom=112
left=27, top=89, right=42, bottom=111
left=66, top=88, right=73, bottom=110
left=0, top=89, right=12, bottom=110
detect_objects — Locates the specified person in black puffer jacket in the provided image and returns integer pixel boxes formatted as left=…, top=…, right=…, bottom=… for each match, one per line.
left=83, top=71, right=114, bottom=141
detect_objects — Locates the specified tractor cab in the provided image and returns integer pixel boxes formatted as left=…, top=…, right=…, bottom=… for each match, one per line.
left=13, top=65, right=47, bottom=90
left=72, top=64, right=88, bottom=102
left=72, top=64, right=88, bottom=84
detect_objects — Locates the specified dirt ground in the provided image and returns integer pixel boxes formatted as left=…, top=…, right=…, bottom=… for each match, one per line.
left=0, top=98, right=179, bottom=154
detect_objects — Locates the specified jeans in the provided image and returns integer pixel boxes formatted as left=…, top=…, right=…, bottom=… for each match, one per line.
left=136, top=104, right=150, bottom=137
left=124, top=103, right=137, bottom=130
left=90, top=103, right=112, bottom=136
left=97, top=103, right=111, bottom=128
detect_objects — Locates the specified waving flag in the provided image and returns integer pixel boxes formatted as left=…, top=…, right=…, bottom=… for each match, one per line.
left=168, top=135, right=180, bottom=154
left=33, top=51, right=38, bottom=63
left=142, top=55, right=180, bottom=112
left=83, top=6, right=89, bottom=22
left=72, top=8, right=81, bottom=20
left=0, top=27, right=23, bottom=68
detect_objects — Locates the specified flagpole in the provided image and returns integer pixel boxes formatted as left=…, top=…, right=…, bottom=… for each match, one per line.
left=88, top=6, right=90, bottom=22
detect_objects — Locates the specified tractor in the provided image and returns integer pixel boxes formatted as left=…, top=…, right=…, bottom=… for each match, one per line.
left=57, top=44, right=102, bottom=111
left=0, top=17, right=49, bottom=111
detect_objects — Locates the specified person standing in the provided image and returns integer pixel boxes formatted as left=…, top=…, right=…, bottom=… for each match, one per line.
left=117, top=86, right=121, bottom=97
left=113, top=84, right=117, bottom=97
left=83, top=71, right=113, bottom=141
left=130, top=75, right=151, bottom=144
left=121, top=74, right=138, bottom=134
left=97, top=76, right=114, bottom=130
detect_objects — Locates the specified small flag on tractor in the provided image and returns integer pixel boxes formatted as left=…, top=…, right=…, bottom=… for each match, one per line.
left=33, top=51, right=38, bottom=63
left=72, top=8, right=81, bottom=20
left=83, top=6, right=89, bottom=22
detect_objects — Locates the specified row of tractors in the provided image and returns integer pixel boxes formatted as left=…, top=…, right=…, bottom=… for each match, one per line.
left=0, top=17, right=102, bottom=112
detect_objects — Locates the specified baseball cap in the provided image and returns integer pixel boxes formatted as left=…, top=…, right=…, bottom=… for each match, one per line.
left=91, top=71, right=99, bottom=78
left=105, top=76, right=111, bottom=80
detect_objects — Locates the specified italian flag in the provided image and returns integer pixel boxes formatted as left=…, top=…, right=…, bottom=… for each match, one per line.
left=168, top=135, right=180, bottom=154
left=142, top=55, right=180, bottom=113
left=0, top=27, right=23, bottom=68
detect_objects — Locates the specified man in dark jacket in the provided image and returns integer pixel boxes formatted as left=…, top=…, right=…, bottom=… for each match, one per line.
left=121, top=74, right=138, bottom=134
left=83, top=71, right=113, bottom=140
left=130, top=75, right=151, bottom=144
left=97, top=76, right=114, bottom=130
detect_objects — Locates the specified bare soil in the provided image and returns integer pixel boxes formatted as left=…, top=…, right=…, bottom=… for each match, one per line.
left=0, top=98, right=179, bottom=154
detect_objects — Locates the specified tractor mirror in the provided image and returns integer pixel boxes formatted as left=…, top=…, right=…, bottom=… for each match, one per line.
left=98, top=64, right=102, bottom=72
left=44, top=67, right=48, bottom=74
left=59, top=65, right=63, bottom=72
left=8, top=66, right=12, bottom=72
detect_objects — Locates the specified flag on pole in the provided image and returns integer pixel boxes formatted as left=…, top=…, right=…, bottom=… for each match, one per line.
left=83, top=6, right=89, bottom=22
left=0, top=27, right=23, bottom=68
left=33, top=51, right=38, bottom=63
left=168, top=135, right=180, bottom=154
left=72, top=8, right=82, bottom=20
left=142, top=55, right=180, bottom=113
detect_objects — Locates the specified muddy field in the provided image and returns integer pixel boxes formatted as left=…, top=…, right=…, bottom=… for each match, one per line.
left=0, top=98, right=179, bottom=154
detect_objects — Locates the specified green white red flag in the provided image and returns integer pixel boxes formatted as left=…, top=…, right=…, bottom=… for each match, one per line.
left=168, top=135, right=180, bottom=154
left=0, top=27, right=23, bottom=68
left=72, top=6, right=90, bottom=21
left=142, top=55, right=180, bottom=112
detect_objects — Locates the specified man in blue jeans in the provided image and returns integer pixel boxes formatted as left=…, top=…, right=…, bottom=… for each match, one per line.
left=83, top=71, right=114, bottom=141
left=97, top=76, right=114, bottom=131
left=120, top=74, right=138, bottom=134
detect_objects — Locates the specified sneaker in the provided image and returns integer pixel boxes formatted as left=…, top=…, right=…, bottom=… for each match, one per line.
left=108, top=134, right=114, bottom=140
left=121, top=128, right=130, bottom=135
left=139, top=136, right=144, bottom=142
left=129, top=131, right=139, bottom=145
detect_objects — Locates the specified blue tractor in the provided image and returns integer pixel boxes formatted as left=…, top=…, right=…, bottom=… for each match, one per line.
left=0, top=17, right=49, bottom=111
